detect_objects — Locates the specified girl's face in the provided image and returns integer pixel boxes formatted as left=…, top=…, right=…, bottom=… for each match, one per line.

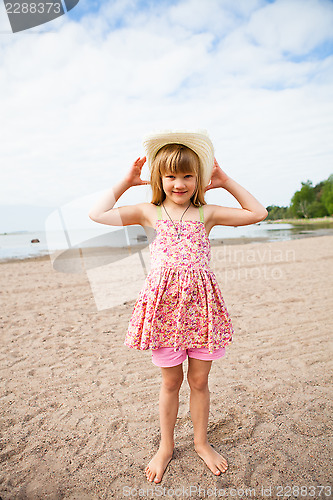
left=161, top=170, right=197, bottom=205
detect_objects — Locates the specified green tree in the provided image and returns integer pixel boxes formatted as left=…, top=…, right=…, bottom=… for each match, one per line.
left=321, top=175, right=333, bottom=215
left=266, top=205, right=290, bottom=220
left=269, top=175, right=332, bottom=220
left=290, top=180, right=315, bottom=218
left=307, top=200, right=328, bottom=218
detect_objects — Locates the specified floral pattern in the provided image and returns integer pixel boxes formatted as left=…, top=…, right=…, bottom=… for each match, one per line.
left=125, top=210, right=234, bottom=353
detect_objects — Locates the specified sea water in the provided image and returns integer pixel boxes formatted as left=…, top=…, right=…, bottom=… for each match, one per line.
left=2, top=222, right=332, bottom=262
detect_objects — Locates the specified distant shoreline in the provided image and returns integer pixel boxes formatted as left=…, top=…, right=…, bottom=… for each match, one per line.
left=266, top=216, right=333, bottom=225
left=2, top=230, right=333, bottom=265
left=2, top=219, right=333, bottom=264
left=2, top=216, right=333, bottom=235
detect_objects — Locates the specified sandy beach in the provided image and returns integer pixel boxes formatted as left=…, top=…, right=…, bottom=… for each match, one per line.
left=1, top=235, right=332, bottom=500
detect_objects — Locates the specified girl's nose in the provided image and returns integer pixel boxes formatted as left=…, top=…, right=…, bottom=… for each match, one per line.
left=174, top=177, right=186, bottom=187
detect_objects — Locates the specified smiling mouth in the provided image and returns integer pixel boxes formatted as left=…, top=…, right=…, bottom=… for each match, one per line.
left=173, top=191, right=187, bottom=194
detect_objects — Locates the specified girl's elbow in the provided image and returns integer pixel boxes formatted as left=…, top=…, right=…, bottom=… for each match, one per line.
left=262, top=208, right=269, bottom=220
left=89, top=212, right=99, bottom=222
left=255, top=209, right=268, bottom=222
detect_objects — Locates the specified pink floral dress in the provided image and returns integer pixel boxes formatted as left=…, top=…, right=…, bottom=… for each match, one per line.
left=124, top=204, right=234, bottom=353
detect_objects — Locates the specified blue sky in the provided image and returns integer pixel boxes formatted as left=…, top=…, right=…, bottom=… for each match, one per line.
left=0, top=0, right=332, bottom=230
left=64, top=0, right=101, bottom=21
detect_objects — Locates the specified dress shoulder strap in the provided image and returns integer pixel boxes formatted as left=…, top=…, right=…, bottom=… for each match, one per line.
left=156, top=204, right=163, bottom=220
left=157, top=204, right=203, bottom=221
left=199, top=205, right=204, bottom=223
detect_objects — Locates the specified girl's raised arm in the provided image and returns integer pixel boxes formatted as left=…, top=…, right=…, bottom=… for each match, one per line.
left=206, top=159, right=268, bottom=227
left=88, top=157, right=150, bottom=227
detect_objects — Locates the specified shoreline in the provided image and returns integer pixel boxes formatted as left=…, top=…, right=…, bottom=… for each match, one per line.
left=1, top=226, right=333, bottom=265
left=266, top=216, right=333, bottom=224
left=2, top=219, right=333, bottom=265
left=1, top=215, right=332, bottom=238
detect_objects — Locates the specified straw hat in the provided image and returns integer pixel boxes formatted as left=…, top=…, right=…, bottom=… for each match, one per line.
left=143, top=130, right=214, bottom=187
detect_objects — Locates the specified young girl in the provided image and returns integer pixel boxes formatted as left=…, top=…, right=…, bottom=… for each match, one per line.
left=89, top=131, right=267, bottom=484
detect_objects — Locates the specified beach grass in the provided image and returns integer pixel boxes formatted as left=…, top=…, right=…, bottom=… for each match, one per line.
left=266, top=216, right=333, bottom=225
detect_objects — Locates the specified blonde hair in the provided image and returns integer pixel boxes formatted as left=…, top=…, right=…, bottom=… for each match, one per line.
left=150, top=144, right=206, bottom=207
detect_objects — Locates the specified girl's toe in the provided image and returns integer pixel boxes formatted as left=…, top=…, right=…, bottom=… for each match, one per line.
left=145, top=468, right=153, bottom=481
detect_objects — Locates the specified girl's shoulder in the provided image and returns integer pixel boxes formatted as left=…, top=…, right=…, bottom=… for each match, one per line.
left=200, top=203, right=217, bottom=222
left=200, top=204, right=222, bottom=235
left=138, top=202, right=160, bottom=228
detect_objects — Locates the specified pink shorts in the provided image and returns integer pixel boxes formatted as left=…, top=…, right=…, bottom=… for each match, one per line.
left=151, top=346, right=226, bottom=368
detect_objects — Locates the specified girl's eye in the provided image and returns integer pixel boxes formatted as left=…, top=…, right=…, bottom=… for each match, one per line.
left=165, top=175, right=192, bottom=179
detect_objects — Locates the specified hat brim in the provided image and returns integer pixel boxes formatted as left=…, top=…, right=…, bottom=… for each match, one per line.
left=143, top=131, right=214, bottom=187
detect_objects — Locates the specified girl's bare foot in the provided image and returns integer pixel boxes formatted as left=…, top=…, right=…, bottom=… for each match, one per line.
left=195, top=442, right=228, bottom=475
left=145, top=446, right=173, bottom=483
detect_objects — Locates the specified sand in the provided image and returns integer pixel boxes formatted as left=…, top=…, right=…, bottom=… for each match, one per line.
left=1, top=235, right=332, bottom=499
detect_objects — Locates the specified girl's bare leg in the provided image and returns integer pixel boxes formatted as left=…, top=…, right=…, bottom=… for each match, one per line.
left=145, top=363, right=184, bottom=483
left=187, top=358, right=228, bottom=475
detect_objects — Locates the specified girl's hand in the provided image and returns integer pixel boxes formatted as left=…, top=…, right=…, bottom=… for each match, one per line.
left=125, top=157, right=150, bottom=187
left=205, top=158, right=230, bottom=191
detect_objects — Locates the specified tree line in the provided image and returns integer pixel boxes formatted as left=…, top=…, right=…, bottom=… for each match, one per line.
left=266, top=174, right=333, bottom=220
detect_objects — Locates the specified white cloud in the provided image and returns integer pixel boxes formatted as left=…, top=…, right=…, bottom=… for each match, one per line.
left=0, top=0, right=332, bottom=222
left=246, top=0, right=333, bottom=56
left=168, top=0, right=240, bottom=35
